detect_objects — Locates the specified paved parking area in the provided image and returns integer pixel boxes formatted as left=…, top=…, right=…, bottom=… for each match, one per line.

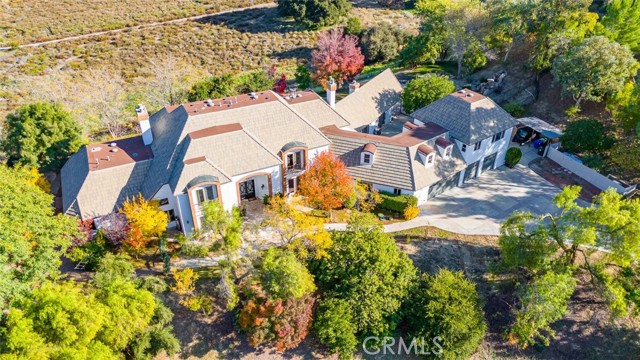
left=417, top=164, right=566, bottom=235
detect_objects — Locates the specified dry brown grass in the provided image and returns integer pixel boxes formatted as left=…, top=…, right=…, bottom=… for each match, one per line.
left=0, top=0, right=273, bottom=45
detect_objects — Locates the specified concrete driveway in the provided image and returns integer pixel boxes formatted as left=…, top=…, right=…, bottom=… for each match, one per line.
left=415, top=164, right=564, bottom=235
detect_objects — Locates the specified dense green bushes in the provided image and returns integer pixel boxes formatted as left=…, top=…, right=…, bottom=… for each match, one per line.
left=377, top=192, right=418, bottom=213
left=505, top=147, right=522, bottom=168
left=187, top=70, right=274, bottom=101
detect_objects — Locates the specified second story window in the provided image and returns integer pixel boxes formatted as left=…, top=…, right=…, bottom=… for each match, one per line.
left=195, top=185, right=217, bottom=204
left=363, top=153, right=372, bottom=164
left=492, top=130, right=505, bottom=143
left=461, top=143, right=467, bottom=152
left=473, top=141, right=482, bottom=151
left=286, top=150, right=304, bottom=170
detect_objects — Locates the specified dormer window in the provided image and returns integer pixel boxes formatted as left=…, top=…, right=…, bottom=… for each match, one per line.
left=435, top=137, right=454, bottom=159
left=426, top=153, right=435, bottom=166
left=417, top=144, right=435, bottom=168
left=361, top=143, right=377, bottom=165
left=444, top=146, right=453, bottom=159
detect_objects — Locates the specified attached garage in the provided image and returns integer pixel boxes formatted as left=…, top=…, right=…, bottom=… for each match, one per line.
left=482, top=153, right=497, bottom=173
left=428, top=172, right=461, bottom=199
left=463, top=161, right=479, bottom=183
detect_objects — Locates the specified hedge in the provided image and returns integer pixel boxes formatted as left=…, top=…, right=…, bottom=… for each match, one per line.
left=377, top=192, right=418, bottom=213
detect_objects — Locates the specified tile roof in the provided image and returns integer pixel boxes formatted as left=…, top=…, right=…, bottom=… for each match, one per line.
left=140, top=91, right=331, bottom=199
left=322, top=125, right=466, bottom=191
left=335, top=69, right=403, bottom=128
left=411, top=89, right=518, bottom=144
left=287, top=90, right=351, bottom=128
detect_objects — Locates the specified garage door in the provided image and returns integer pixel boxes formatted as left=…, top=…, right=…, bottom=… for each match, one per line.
left=482, top=153, right=497, bottom=172
left=428, top=172, right=461, bottom=199
left=463, top=161, right=479, bottom=183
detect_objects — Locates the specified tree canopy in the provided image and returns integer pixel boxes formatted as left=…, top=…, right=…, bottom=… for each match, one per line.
left=600, top=0, right=640, bottom=53
left=259, top=248, right=316, bottom=300
left=277, top=0, right=351, bottom=29
left=552, top=36, right=639, bottom=107
left=312, top=215, right=417, bottom=340
left=298, top=151, right=354, bottom=211
left=560, top=118, right=615, bottom=154
left=405, top=270, right=487, bottom=360
left=311, top=28, right=365, bottom=88
left=0, top=165, right=79, bottom=309
left=498, top=186, right=640, bottom=347
left=401, top=74, right=455, bottom=113
left=1, top=102, right=83, bottom=172
left=360, top=24, right=408, bottom=64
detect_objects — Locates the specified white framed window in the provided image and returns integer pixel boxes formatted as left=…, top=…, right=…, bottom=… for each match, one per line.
left=473, top=141, right=482, bottom=151
left=444, top=146, right=453, bottom=158
left=393, top=188, right=402, bottom=195
left=194, top=185, right=217, bottom=204
left=461, top=143, right=467, bottom=152
left=158, top=198, right=169, bottom=206
left=165, top=209, right=176, bottom=222
left=492, top=130, right=505, bottom=143
left=363, top=153, right=371, bottom=164
left=286, top=150, right=304, bottom=170
left=426, top=153, right=435, bottom=167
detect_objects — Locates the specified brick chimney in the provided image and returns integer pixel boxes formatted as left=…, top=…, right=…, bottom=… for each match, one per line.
left=135, top=104, right=153, bottom=146
left=326, top=77, right=337, bottom=108
left=348, top=79, right=360, bottom=94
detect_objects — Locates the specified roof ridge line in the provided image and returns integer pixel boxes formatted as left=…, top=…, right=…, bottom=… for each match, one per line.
left=241, top=127, right=284, bottom=163
left=273, top=91, right=332, bottom=144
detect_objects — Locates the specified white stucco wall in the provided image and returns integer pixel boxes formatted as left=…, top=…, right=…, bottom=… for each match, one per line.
left=308, top=145, right=330, bottom=162
left=412, top=186, right=430, bottom=206
left=455, top=127, right=513, bottom=170
left=152, top=184, right=180, bottom=228
left=176, top=194, right=194, bottom=234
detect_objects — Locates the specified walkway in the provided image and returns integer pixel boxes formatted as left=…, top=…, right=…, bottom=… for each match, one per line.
left=0, top=2, right=276, bottom=50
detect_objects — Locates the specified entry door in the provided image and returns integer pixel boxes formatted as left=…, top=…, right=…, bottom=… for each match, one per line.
left=464, top=161, right=479, bottom=183
left=240, top=179, right=256, bottom=199
left=287, top=177, right=297, bottom=194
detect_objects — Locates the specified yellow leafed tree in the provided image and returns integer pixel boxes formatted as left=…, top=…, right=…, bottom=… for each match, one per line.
left=120, top=194, right=168, bottom=239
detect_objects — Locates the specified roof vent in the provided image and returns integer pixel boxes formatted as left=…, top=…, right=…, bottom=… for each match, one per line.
left=109, top=142, right=117, bottom=147
left=457, top=90, right=466, bottom=94
left=466, top=93, right=473, bottom=97
left=205, top=99, right=214, bottom=107
left=91, top=146, right=102, bottom=152
left=110, top=148, right=119, bottom=153
left=249, top=92, right=257, bottom=99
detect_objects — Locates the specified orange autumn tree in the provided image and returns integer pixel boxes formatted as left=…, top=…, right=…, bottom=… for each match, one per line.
left=298, top=151, right=354, bottom=211
left=120, top=194, right=168, bottom=254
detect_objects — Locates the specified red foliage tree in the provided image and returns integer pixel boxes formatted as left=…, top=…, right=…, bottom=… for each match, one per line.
left=298, top=151, right=354, bottom=211
left=275, top=75, right=288, bottom=94
left=311, top=28, right=365, bottom=88
left=238, top=284, right=315, bottom=351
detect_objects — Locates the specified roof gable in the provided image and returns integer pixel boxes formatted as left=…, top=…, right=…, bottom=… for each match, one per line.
left=335, top=69, right=403, bottom=128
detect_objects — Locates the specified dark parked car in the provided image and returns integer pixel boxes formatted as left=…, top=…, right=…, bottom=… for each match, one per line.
left=513, top=126, right=534, bottom=145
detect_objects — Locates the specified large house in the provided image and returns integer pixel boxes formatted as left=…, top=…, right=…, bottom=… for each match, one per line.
left=62, top=91, right=340, bottom=234
left=61, top=70, right=517, bottom=234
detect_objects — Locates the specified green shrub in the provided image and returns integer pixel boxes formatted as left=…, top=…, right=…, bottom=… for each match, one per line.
left=181, top=243, right=209, bottom=258
left=503, top=102, right=525, bottom=117
left=582, top=153, right=605, bottom=172
left=377, top=193, right=418, bottom=213
left=505, top=147, right=522, bottom=168
left=345, top=16, right=362, bottom=35
left=310, top=209, right=330, bottom=218
left=343, top=192, right=357, bottom=209
left=560, top=118, right=615, bottom=154
left=405, top=270, right=487, bottom=360
left=262, top=194, right=271, bottom=206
